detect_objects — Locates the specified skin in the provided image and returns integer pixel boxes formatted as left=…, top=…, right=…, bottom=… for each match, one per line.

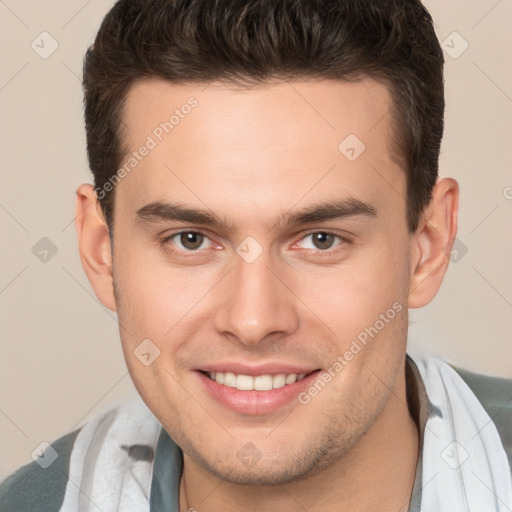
left=75, top=77, right=458, bottom=511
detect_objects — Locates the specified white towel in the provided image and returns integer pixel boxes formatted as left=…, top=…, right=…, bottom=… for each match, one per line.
left=414, top=356, right=512, bottom=511
left=59, top=396, right=161, bottom=512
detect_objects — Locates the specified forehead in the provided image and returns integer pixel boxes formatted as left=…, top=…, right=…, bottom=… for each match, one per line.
left=122, top=77, right=395, bottom=151
left=117, top=77, right=404, bottom=227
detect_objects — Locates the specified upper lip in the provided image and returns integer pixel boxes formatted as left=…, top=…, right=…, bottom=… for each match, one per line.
left=197, top=363, right=319, bottom=376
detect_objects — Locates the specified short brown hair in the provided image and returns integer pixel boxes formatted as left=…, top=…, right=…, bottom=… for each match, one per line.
left=83, top=0, right=444, bottom=233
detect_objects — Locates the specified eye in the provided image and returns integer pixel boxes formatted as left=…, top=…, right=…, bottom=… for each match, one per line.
left=165, top=231, right=213, bottom=252
left=299, top=232, right=345, bottom=251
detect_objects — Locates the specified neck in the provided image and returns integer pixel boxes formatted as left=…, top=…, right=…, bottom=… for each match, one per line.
left=180, top=370, right=419, bottom=512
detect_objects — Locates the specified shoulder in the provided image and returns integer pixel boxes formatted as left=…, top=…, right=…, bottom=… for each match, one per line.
left=0, top=397, right=163, bottom=512
left=452, top=365, right=512, bottom=470
left=0, top=428, right=81, bottom=512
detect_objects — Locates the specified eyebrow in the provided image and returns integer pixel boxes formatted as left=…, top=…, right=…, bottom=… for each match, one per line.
left=135, top=198, right=377, bottom=231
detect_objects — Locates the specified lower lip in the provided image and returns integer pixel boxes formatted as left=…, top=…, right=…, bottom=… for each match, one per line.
left=196, top=371, right=320, bottom=415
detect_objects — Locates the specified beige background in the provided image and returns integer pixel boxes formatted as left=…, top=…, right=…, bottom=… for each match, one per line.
left=1, top=0, right=511, bottom=478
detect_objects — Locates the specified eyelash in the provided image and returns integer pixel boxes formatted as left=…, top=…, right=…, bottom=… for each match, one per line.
left=160, top=230, right=350, bottom=259
left=161, top=230, right=216, bottom=258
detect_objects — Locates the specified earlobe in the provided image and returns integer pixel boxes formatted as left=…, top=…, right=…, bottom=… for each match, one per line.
left=75, top=184, right=117, bottom=312
left=408, top=178, right=459, bottom=309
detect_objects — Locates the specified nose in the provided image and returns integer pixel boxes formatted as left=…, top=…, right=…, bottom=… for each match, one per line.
left=212, top=247, right=300, bottom=347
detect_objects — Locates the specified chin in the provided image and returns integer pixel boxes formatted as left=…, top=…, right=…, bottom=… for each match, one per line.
left=183, top=428, right=353, bottom=487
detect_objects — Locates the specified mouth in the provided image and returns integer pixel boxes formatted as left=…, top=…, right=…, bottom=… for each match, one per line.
left=196, top=367, right=321, bottom=415
left=204, top=371, right=308, bottom=391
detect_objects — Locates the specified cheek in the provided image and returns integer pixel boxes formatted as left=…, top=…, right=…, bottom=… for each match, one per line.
left=294, top=236, right=410, bottom=346
left=113, top=243, right=212, bottom=337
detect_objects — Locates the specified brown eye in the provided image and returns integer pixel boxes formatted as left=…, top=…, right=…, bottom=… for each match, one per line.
left=310, top=232, right=336, bottom=250
left=178, top=231, right=205, bottom=250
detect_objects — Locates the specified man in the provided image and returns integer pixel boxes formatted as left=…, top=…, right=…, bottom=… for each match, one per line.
left=1, top=0, right=510, bottom=510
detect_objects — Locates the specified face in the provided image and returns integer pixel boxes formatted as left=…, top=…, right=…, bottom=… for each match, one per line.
left=111, top=77, right=413, bottom=484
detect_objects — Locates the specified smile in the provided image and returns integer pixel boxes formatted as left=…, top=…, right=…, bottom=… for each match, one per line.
left=197, top=366, right=320, bottom=414
left=207, top=371, right=307, bottom=391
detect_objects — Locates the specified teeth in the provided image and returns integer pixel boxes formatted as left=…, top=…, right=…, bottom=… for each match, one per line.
left=208, top=371, right=307, bottom=391
left=254, top=374, right=273, bottom=391
left=285, top=374, right=297, bottom=385
left=223, top=372, right=236, bottom=387
left=273, top=374, right=286, bottom=389
left=235, top=374, right=254, bottom=391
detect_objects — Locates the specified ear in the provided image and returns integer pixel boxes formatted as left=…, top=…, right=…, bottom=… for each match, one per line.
left=408, top=178, right=459, bottom=308
left=75, top=184, right=116, bottom=312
